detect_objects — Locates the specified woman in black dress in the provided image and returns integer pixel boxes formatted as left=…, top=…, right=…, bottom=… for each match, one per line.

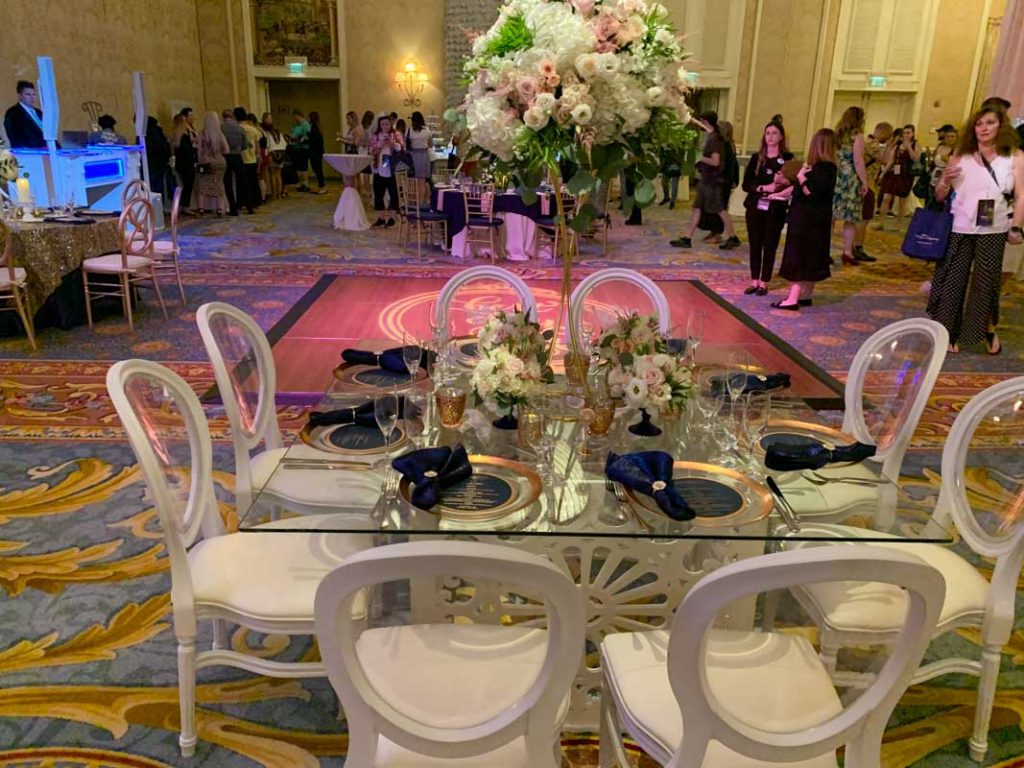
left=742, top=121, right=793, bottom=295
left=771, top=128, right=839, bottom=310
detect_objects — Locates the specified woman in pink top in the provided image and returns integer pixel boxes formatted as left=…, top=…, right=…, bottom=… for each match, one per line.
left=369, top=113, right=404, bottom=228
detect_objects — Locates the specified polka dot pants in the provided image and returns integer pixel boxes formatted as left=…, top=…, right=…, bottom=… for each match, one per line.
left=926, top=232, right=1005, bottom=346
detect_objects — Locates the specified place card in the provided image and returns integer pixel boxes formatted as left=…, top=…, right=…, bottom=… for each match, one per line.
left=672, top=478, right=744, bottom=518
left=438, top=473, right=514, bottom=512
left=351, top=368, right=412, bottom=388
left=326, top=424, right=401, bottom=452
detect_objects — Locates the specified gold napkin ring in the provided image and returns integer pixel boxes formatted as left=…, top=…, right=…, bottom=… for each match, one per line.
left=652, top=480, right=667, bottom=491
left=424, top=470, right=439, bottom=478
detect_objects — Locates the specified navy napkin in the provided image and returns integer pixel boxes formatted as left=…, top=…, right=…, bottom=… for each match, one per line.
left=764, top=440, right=876, bottom=471
left=710, top=372, right=791, bottom=397
left=307, top=397, right=417, bottom=429
left=43, top=216, right=94, bottom=225
left=605, top=451, right=695, bottom=521
left=392, top=444, right=473, bottom=510
left=342, top=346, right=434, bottom=374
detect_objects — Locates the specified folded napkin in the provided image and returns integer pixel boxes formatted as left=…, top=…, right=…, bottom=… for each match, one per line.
left=307, top=397, right=417, bottom=429
left=605, top=451, right=695, bottom=521
left=392, top=444, right=473, bottom=510
left=764, top=440, right=876, bottom=472
left=341, top=347, right=434, bottom=374
left=710, top=372, right=791, bottom=397
left=43, top=216, right=94, bottom=225
left=666, top=338, right=688, bottom=356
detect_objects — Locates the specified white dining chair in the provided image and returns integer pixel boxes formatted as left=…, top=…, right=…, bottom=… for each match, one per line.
left=599, top=546, right=944, bottom=768
left=106, top=359, right=367, bottom=757
left=0, top=221, right=36, bottom=349
left=775, top=318, right=948, bottom=527
left=314, top=540, right=585, bottom=767
left=196, top=301, right=375, bottom=518
left=82, top=196, right=168, bottom=332
left=147, top=185, right=187, bottom=304
left=567, top=267, right=671, bottom=346
left=777, top=376, right=1024, bottom=763
left=434, top=266, right=538, bottom=340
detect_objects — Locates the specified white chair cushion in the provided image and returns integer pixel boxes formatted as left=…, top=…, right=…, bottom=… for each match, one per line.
left=0, top=267, right=27, bottom=288
left=355, top=623, right=568, bottom=767
left=798, top=540, right=989, bottom=633
left=602, top=629, right=841, bottom=768
left=250, top=448, right=384, bottom=510
left=775, top=463, right=884, bottom=517
left=83, top=253, right=154, bottom=273
left=187, top=529, right=367, bottom=623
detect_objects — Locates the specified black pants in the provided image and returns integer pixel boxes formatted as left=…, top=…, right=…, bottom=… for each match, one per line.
left=373, top=173, right=399, bottom=213
left=223, top=154, right=246, bottom=213
left=746, top=204, right=787, bottom=281
left=310, top=152, right=325, bottom=188
left=624, top=178, right=642, bottom=224
left=177, top=160, right=195, bottom=210
left=243, top=163, right=260, bottom=209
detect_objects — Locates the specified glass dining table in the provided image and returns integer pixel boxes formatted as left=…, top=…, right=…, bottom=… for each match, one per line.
left=238, top=345, right=951, bottom=727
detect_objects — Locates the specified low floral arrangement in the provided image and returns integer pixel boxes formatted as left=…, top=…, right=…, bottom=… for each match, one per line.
left=472, top=308, right=554, bottom=413
left=0, top=149, right=19, bottom=183
left=598, top=312, right=692, bottom=413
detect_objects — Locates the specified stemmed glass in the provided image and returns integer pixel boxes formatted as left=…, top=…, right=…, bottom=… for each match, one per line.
left=743, top=391, right=772, bottom=470
left=686, top=310, right=705, bottom=365
left=402, top=332, right=422, bottom=381
left=374, top=390, right=399, bottom=464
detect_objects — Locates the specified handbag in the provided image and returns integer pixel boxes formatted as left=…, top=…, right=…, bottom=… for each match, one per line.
left=902, top=196, right=953, bottom=261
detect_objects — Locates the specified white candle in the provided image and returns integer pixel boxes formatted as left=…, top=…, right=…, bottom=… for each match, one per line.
left=15, top=177, right=31, bottom=204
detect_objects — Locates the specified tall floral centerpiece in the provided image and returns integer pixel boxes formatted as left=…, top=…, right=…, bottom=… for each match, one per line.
left=471, top=309, right=555, bottom=428
left=597, top=312, right=692, bottom=436
left=447, top=0, right=692, bottom=358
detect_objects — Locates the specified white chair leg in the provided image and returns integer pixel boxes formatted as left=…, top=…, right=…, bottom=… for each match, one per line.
left=212, top=619, right=229, bottom=650
left=761, top=588, right=780, bottom=631
left=177, top=638, right=198, bottom=757
left=599, top=689, right=627, bottom=768
left=970, top=644, right=1001, bottom=762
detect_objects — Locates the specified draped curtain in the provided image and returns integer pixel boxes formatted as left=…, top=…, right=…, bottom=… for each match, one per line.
left=988, top=0, right=1024, bottom=112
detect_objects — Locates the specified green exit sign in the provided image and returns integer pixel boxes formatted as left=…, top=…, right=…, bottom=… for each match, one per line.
left=868, top=75, right=887, bottom=88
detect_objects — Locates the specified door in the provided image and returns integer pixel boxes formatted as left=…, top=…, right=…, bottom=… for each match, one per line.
left=266, top=79, right=342, bottom=176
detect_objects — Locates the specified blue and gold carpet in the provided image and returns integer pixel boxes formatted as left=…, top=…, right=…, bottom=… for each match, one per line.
left=1, top=186, right=1023, bottom=766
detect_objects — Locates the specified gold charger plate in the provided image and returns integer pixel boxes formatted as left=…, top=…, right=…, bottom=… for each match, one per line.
left=332, top=361, right=429, bottom=392
left=452, top=335, right=480, bottom=368
left=624, top=461, right=774, bottom=529
left=299, top=421, right=408, bottom=456
left=399, top=454, right=542, bottom=523
left=757, top=419, right=856, bottom=455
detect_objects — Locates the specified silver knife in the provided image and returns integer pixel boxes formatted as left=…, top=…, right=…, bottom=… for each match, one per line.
left=766, top=476, right=802, bottom=533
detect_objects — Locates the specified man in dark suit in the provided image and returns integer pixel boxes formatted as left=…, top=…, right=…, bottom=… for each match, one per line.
left=3, top=80, right=47, bottom=149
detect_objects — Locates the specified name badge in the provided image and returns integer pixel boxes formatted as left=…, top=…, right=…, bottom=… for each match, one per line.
left=757, top=197, right=771, bottom=211
left=766, top=168, right=775, bottom=177
left=892, top=164, right=901, bottom=176
left=977, top=199, right=996, bottom=227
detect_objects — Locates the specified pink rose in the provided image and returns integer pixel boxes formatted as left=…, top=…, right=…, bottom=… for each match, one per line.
left=572, top=0, right=596, bottom=15
left=517, top=76, right=538, bottom=100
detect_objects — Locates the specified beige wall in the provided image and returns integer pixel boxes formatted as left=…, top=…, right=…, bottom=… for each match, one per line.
left=0, top=0, right=207, bottom=136
left=342, top=0, right=446, bottom=119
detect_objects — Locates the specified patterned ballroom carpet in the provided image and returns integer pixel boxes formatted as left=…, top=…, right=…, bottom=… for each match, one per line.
left=1, top=184, right=1023, bottom=767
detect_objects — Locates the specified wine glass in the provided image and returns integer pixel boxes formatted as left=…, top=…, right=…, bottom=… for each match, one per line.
left=374, top=391, right=399, bottom=464
left=725, top=353, right=748, bottom=403
left=743, top=391, right=772, bottom=465
left=404, top=392, right=426, bottom=448
left=686, top=310, right=705, bottom=365
left=402, top=332, right=422, bottom=380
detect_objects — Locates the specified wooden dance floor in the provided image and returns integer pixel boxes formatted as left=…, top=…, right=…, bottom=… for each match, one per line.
left=267, top=275, right=844, bottom=408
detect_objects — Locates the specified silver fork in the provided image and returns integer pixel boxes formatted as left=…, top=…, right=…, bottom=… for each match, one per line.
left=803, top=470, right=896, bottom=487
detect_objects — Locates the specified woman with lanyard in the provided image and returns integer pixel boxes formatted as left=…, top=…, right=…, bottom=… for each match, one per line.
left=927, top=105, right=1024, bottom=354
left=741, top=120, right=793, bottom=295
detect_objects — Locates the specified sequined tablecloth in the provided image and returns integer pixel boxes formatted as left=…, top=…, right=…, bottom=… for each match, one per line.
left=8, top=218, right=121, bottom=308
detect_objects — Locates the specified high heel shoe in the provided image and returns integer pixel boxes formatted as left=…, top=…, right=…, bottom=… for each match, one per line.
left=841, top=253, right=859, bottom=267
left=985, top=332, right=1002, bottom=355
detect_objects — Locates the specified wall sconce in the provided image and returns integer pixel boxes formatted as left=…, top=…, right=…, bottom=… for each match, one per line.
left=395, top=60, right=428, bottom=106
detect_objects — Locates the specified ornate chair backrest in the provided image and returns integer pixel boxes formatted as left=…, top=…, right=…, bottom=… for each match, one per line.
left=315, top=541, right=584, bottom=766
left=568, top=268, right=671, bottom=345
left=934, top=376, right=1024, bottom=641
left=119, top=197, right=155, bottom=266
left=434, top=266, right=538, bottom=341
left=841, top=318, right=948, bottom=480
left=665, top=546, right=943, bottom=767
left=0, top=220, right=15, bottom=284
left=196, top=302, right=283, bottom=513
left=463, top=182, right=495, bottom=222
left=121, top=177, right=151, bottom=209
left=106, top=359, right=225, bottom=637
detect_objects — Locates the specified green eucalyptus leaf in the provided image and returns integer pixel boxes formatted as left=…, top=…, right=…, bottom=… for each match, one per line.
left=567, top=169, right=596, bottom=195
left=634, top=178, right=656, bottom=206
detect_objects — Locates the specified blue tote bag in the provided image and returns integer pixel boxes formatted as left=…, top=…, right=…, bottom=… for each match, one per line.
left=902, top=197, right=953, bottom=262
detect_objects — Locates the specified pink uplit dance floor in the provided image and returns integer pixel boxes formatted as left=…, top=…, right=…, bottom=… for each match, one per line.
left=268, top=275, right=843, bottom=407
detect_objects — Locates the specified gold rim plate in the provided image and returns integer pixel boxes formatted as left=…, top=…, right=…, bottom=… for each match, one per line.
left=400, top=454, right=542, bottom=523
left=757, top=419, right=856, bottom=454
left=332, top=361, right=429, bottom=392
left=299, top=422, right=407, bottom=456
left=624, top=461, right=774, bottom=528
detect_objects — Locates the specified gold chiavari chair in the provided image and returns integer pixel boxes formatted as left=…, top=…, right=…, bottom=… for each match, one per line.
left=397, top=169, right=448, bottom=259
left=0, top=221, right=37, bottom=349
left=462, top=182, right=503, bottom=262
left=146, top=186, right=187, bottom=304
